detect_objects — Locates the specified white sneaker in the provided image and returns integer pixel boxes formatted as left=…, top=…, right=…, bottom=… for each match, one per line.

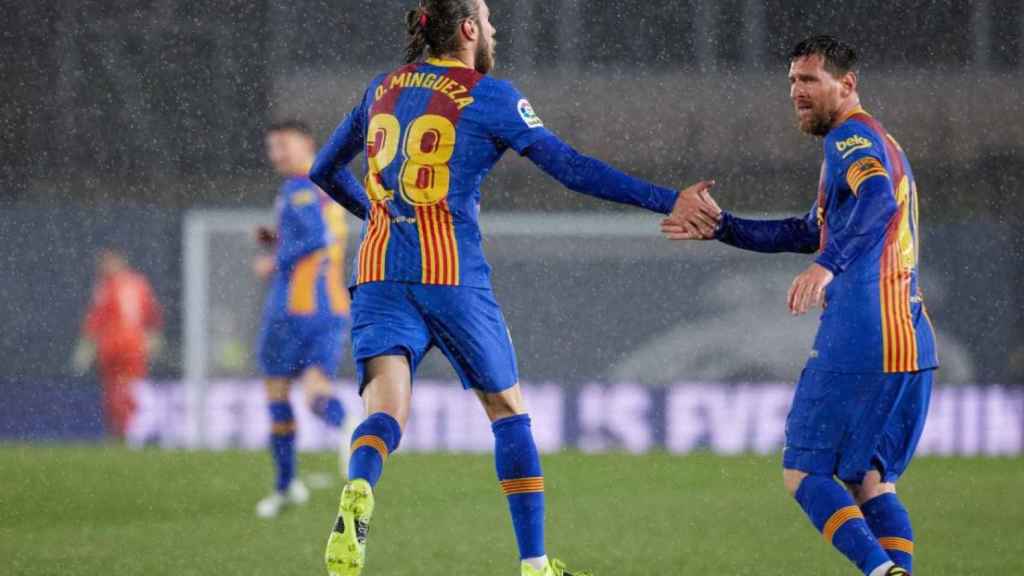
left=338, top=417, right=356, bottom=480
left=256, top=491, right=287, bottom=518
left=256, top=479, right=309, bottom=518
left=287, top=478, right=310, bottom=505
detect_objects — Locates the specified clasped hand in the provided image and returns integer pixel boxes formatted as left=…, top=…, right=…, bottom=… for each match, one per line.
left=661, top=180, right=721, bottom=240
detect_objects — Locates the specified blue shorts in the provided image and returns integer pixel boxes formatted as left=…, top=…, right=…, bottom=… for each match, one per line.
left=783, top=367, right=933, bottom=484
left=258, top=312, right=348, bottom=379
left=350, top=281, right=518, bottom=394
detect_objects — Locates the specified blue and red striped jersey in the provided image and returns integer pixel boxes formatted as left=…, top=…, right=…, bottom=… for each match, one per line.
left=810, top=109, right=938, bottom=373
left=716, top=108, right=938, bottom=374
left=319, top=58, right=552, bottom=288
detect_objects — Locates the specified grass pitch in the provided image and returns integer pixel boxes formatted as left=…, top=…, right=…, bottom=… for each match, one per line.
left=1, top=445, right=1020, bottom=575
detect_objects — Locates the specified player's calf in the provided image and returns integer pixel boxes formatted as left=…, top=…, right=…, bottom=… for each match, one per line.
left=493, top=413, right=550, bottom=571
left=788, top=470, right=897, bottom=576
left=861, top=492, right=915, bottom=573
left=847, top=472, right=915, bottom=572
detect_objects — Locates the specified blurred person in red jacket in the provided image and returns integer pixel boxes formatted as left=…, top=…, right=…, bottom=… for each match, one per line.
left=73, top=248, right=164, bottom=438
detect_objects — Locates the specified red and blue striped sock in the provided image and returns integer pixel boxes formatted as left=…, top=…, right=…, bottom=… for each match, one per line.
left=268, top=401, right=296, bottom=492
left=795, top=475, right=892, bottom=575
left=348, top=412, right=401, bottom=487
left=493, top=414, right=545, bottom=561
left=862, top=493, right=914, bottom=572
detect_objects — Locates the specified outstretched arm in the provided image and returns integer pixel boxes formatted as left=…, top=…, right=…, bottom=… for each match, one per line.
left=523, top=134, right=680, bottom=214
left=714, top=208, right=821, bottom=254
left=310, top=103, right=370, bottom=220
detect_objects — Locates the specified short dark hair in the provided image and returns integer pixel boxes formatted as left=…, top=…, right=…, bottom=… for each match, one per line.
left=790, top=35, right=858, bottom=77
left=266, top=119, right=314, bottom=138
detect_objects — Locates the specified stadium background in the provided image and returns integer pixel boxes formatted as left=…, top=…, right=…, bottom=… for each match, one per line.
left=1, top=2, right=1022, bottom=574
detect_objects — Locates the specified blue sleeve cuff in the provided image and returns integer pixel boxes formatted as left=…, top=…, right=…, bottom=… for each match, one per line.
left=653, top=186, right=680, bottom=215
left=713, top=211, right=734, bottom=240
left=814, top=254, right=842, bottom=275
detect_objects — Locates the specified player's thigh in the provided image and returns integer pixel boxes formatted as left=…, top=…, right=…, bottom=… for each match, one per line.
left=834, top=372, right=913, bottom=484
left=298, top=316, right=347, bottom=394
left=413, top=285, right=519, bottom=394
left=350, top=282, right=432, bottom=394
left=868, top=369, right=934, bottom=483
left=783, top=368, right=858, bottom=476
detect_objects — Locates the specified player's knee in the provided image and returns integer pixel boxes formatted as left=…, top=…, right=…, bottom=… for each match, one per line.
left=847, top=471, right=896, bottom=505
left=265, top=378, right=290, bottom=402
left=301, top=367, right=332, bottom=403
left=362, top=360, right=413, bottom=430
left=783, top=468, right=808, bottom=498
left=477, top=385, right=526, bottom=423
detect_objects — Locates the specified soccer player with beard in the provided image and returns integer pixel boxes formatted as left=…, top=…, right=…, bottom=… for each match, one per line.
left=664, top=36, right=937, bottom=576
left=310, top=1, right=717, bottom=574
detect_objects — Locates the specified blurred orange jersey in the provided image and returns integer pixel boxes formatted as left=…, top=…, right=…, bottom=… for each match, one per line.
left=85, top=269, right=163, bottom=368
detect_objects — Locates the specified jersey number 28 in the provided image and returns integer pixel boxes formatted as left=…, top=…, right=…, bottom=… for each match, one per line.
left=365, top=113, right=456, bottom=207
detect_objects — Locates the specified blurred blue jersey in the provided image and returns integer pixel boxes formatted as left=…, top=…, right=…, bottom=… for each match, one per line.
left=267, top=175, right=350, bottom=318
left=258, top=175, right=350, bottom=378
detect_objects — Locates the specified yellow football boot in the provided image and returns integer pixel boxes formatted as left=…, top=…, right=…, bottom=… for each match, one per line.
left=521, top=558, right=593, bottom=576
left=324, top=479, right=374, bottom=576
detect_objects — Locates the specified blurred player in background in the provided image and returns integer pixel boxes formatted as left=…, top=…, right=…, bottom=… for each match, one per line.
left=310, top=1, right=715, bottom=574
left=253, top=120, right=354, bottom=519
left=73, top=248, right=164, bottom=439
left=664, top=36, right=936, bottom=576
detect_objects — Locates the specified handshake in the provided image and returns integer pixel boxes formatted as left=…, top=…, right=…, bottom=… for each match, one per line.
left=661, top=180, right=722, bottom=241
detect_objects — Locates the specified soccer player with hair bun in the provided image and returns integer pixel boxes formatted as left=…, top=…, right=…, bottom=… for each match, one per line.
left=311, top=1, right=717, bottom=574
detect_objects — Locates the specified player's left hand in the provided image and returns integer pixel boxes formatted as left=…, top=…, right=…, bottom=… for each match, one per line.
left=787, top=263, right=834, bottom=315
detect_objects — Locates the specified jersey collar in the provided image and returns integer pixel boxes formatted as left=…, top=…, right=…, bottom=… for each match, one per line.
left=837, top=106, right=870, bottom=125
left=290, top=161, right=313, bottom=179
left=425, top=57, right=472, bottom=69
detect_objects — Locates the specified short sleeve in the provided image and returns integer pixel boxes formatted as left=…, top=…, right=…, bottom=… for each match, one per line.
left=484, top=80, right=552, bottom=155
left=825, top=122, right=890, bottom=197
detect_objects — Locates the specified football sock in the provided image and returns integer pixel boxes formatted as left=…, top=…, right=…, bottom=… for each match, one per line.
left=795, top=474, right=892, bottom=575
left=311, top=394, right=346, bottom=428
left=862, top=493, right=915, bottom=572
left=522, top=556, right=549, bottom=572
left=269, top=400, right=296, bottom=493
left=493, top=414, right=546, bottom=560
left=348, top=412, right=402, bottom=488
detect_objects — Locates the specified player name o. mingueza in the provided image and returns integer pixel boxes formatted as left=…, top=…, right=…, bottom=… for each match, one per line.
left=373, top=71, right=475, bottom=110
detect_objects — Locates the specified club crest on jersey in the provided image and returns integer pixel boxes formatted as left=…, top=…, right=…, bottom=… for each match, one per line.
left=518, top=99, right=543, bottom=128
left=291, top=189, right=316, bottom=207
left=836, top=134, right=872, bottom=158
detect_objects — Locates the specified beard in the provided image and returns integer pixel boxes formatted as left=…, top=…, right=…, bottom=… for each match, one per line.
left=475, top=34, right=495, bottom=75
left=797, top=105, right=835, bottom=137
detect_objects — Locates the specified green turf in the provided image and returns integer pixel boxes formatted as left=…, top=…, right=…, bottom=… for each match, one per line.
left=1, top=445, right=1020, bottom=575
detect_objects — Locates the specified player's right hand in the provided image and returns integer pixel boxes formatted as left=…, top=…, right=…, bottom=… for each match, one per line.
left=663, top=180, right=721, bottom=240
